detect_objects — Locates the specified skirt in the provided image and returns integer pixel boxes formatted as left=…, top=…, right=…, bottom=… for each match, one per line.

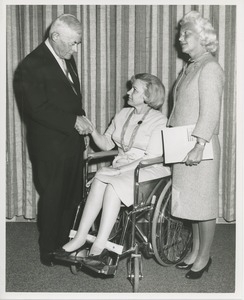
left=171, top=135, right=221, bottom=220
left=94, top=165, right=171, bottom=207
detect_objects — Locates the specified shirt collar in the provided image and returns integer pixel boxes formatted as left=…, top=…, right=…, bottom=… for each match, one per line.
left=188, top=52, right=210, bottom=64
left=45, top=38, right=64, bottom=65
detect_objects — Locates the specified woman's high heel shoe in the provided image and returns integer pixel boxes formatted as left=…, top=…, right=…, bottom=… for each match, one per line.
left=53, top=244, right=86, bottom=258
left=175, top=261, right=194, bottom=270
left=83, top=249, right=113, bottom=270
left=185, top=257, right=212, bottom=279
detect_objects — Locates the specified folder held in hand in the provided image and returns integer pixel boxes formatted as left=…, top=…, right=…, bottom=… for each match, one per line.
left=162, top=124, right=213, bottom=164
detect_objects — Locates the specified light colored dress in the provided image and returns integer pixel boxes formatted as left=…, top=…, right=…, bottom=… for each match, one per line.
left=168, top=53, right=225, bottom=220
left=94, top=107, right=171, bottom=207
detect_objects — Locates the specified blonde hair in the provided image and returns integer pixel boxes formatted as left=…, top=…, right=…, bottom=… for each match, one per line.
left=131, top=73, right=165, bottom=109
left=180, top=10, right=218, bottom=53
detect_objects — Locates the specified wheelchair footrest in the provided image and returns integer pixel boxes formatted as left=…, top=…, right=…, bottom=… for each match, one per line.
left=87, top=234, right=123, bottom=255
left=83, top=262, right=118, bottom=276
left=69, top=230, right=123, bottom=255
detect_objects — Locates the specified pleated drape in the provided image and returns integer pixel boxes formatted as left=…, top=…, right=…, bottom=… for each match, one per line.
left=6, top=5, right=236, bottom=221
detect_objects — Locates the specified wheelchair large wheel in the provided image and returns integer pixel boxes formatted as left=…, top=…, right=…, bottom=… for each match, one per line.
left=151, top=179, right=192, bottom=266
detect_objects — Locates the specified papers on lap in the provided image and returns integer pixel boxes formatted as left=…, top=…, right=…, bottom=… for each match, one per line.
left=162, top=124, right=213, bottom=164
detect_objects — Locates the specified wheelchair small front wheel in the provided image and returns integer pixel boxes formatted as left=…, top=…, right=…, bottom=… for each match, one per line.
left=151, top=179, right=192, bottom=266
left=127, top=254, right=142, bottom=293
left=70, top=263, right=82, bottom=275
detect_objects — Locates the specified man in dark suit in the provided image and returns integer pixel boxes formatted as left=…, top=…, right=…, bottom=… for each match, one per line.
left=14, top=14, right=92, bottom=266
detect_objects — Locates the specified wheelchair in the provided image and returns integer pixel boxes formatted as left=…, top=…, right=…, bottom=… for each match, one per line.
left=54, top=150, right=193, bottom=292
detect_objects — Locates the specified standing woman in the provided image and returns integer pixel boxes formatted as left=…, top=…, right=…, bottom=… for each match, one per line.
left=168, top=11, right=224, bottom=279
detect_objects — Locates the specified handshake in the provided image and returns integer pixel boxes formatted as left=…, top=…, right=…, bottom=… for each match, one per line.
left=75, top=115, right=94, bottom=135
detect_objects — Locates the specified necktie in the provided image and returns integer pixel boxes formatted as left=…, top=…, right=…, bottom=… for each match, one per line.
left=62, top=59, right=78, bottom=95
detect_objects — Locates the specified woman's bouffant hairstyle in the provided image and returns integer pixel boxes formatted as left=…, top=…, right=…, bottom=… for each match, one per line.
left=130, top=73, right=165, bottom=110
left=180, top=10, right=218, bottom=53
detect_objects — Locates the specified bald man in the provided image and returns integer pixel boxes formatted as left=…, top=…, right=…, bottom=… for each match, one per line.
left=14, top=14, right=91, bottom=266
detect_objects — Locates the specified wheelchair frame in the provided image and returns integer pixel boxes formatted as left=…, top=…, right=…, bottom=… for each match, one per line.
left=55, top=150, right=193, bottom=293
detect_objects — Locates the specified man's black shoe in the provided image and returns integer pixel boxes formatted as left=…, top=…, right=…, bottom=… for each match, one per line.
left=40, top=252, right=54, bottom=267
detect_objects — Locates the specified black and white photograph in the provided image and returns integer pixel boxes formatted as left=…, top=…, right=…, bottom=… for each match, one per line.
left=1, top=0, right=243, bottom=299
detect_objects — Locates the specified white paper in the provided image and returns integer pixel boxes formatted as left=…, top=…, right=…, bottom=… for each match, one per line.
left=162, top=124, right=213, bottom=164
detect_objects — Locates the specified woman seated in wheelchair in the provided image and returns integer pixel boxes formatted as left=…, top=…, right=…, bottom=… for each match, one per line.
left=54, top=73, right=171, bottom=269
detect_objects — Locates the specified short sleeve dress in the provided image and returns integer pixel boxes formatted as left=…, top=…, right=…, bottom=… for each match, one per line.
left=94, top=107, right=171, bottom=207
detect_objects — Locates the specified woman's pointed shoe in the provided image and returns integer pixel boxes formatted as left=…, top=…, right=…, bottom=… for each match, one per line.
left=53, top=245, right=86, bottom=258
left=185, top=257, right=212, bottom=279
left=83, top=249, right=112, bottom=270
left=175, top=261, right=194, bottom=270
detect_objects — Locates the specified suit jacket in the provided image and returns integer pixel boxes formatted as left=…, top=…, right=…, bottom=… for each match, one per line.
left=14, top=42, right=85, bottom=161
left=168, top=53, right=224, bottom=142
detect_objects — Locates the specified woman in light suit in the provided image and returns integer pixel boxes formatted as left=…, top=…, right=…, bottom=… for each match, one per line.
left=168, top=11, right=224, bottom=279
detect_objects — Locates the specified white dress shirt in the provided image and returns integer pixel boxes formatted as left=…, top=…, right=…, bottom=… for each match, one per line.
left=45, top=38, right=73, bottom=82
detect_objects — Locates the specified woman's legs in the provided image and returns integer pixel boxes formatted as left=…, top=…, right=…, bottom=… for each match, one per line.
left=89, top=184, right=121, bottom=255
left=62, top=179, right=107, bottom=252
left=183, top=219, right=216, bottom=270
left=183, top=222, right=200, bottom=264
left=191, top=218, right=216, bottom=271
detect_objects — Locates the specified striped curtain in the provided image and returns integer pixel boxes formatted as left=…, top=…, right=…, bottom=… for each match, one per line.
left=6, top=5, right=236, bottom=221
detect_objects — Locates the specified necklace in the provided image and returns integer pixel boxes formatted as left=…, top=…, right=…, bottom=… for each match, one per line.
left=120, top=107, right=151, bottom=152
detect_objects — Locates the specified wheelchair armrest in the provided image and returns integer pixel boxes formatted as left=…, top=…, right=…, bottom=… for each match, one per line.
left=137, top=156, right=164, bottom=169
left=87, top=150, right=118, bottom=162
left=133, top=156, right=168, bottom=207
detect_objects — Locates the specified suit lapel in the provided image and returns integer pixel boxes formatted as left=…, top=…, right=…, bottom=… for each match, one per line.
left=41, top=43, right=81, bottom=96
